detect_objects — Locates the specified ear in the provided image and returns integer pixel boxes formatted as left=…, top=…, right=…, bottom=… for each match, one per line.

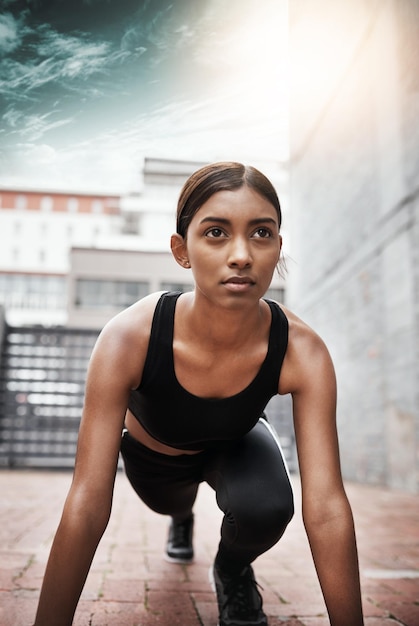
left=171, top=233, right=191, bottom=268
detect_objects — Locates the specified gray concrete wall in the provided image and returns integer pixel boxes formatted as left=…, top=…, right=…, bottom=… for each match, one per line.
left=288, top=0, right=419, bottom=491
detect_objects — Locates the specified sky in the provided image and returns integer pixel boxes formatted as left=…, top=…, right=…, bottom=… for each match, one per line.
left=0, top=0, right=289, bottom=192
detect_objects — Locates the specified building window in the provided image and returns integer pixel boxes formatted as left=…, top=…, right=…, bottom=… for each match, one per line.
left=92, top=199, right=103, bottom=214
left=121, top=212, right=140, bottom=235
left=0, top=274, right=66, bottom=310
left=160, top=282, right=194, bottom=293
left=67, top=197, right=78, bottom=213
left=41, top=196, right=53, bottom=212
left=264, top=287, right=285, bottom=303
left=15, top=195, right=27, bottom=210
left=75, top=279, right=149, bottom=309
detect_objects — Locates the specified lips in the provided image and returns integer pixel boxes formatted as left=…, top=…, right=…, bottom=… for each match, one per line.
left=222, top=276, right=256, bottom=290
left=224, top=276, right=254, bottom=283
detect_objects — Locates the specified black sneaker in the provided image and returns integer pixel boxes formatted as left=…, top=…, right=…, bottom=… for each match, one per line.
left=210, top=562, right=268, bottom=626
left=165, top=514, right=194, bottom=564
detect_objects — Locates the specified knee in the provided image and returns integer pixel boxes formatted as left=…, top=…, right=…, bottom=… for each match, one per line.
left=236, top=487, right=294, bottom=541
left=260, top=491, right=294, bottom=536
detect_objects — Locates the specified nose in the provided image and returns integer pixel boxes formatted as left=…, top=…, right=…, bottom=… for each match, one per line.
left=227, top=236, right=252, bottom=268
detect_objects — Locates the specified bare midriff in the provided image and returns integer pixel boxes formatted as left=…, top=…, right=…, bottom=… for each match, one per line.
left=124, top=409, right=203, bottom=456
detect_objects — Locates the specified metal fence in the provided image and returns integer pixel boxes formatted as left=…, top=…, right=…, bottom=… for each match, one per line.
left=0, top=324, right=98, bottom=468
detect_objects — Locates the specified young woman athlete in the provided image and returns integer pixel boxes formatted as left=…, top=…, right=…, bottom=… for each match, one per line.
left=33, top=162, right=364, bottom=626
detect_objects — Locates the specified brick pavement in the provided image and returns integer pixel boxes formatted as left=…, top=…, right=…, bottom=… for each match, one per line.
left=0, top=470, right=418, bottom=626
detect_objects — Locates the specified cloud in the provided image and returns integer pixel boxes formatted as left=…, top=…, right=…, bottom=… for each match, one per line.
left=18, top=142, right=57, bottom=165
left=2, top=106, right=23, bottom=128
left=0, top=0, right=289, bottom=190
left=18, top=113, right=73, bottom=141
left=0, top=12, right=21, bottom=54
left=119, top=3, right=198, bottom=64
left=120, top=26, right=147, bottom=54
left=0, top=27, right=113, bottom=93
left=0, top=10, right=137, bottom=102
left=0, top=87, right=285, bottom=191
left=2, top=106, right=73, bottom=141
left=0, top=136, right=140, bottom=192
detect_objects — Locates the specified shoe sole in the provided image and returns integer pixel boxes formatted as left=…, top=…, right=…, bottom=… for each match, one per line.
left=164, top=553, right=194, bottom=565
left=208, top=564, right=216, bottom=590
left=208, top=567, right=222, bottom=626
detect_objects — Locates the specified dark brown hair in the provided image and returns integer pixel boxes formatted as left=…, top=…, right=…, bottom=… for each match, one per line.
left=176, top=162, right=282, bottom=238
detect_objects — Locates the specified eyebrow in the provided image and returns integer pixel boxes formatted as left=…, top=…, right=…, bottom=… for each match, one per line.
left=199, top=216, right=278, bottom=226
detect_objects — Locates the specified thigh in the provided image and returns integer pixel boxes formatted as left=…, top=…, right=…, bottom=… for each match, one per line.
left=120, top=430, right=204, bottom=517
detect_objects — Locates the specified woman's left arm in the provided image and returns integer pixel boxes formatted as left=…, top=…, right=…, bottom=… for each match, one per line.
left=282, top=317, right=364, bottom=625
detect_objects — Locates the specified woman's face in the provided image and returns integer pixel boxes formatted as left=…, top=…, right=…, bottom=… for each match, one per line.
left=173, top=185, right=282, bottom=308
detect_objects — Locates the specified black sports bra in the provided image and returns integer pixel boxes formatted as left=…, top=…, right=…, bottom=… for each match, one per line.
left=128, top=292, right=288, bottom=450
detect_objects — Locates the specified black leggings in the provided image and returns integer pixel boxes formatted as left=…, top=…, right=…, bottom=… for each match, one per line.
left=120, top=418, right=294, bottom=570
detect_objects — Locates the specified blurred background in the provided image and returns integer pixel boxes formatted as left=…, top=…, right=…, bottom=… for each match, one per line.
left=0, top=0, right=417, bottom=494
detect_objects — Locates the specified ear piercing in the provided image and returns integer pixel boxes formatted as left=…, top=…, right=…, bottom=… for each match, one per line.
left=184, top=260, right=190, bottom=267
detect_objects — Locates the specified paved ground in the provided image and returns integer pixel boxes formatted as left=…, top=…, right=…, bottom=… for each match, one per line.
left=0, top=470, right=418, bottom=626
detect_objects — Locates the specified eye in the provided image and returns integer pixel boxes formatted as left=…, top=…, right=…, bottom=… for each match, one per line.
left=253, top=227, right=273, bottom=239
left=205, top=227, right=226, bottom=238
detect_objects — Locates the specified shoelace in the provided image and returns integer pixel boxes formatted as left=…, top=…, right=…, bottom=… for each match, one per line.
left=172, top=519, right=191, bottom=547
left=221, top=569, right=264, bottom=616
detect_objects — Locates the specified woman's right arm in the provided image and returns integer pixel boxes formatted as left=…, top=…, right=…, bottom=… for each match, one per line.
left=33, top=295, right=160, bottom=626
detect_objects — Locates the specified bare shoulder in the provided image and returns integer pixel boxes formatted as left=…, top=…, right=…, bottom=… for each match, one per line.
left=88, top=291, right=165, bottom=389
left=280, top=304, right=326, bottom=350
left=99, top=290, right=163, bottom=343
left=278, top=304, right=336, bottom=396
